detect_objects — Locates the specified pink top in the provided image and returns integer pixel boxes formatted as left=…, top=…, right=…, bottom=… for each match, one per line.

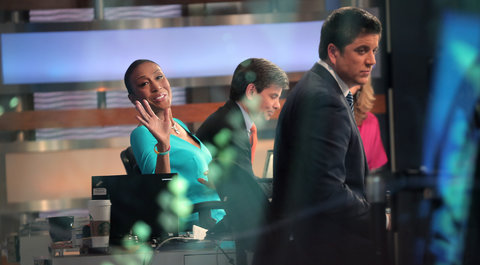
left=358, top=112, right=388, bottom=170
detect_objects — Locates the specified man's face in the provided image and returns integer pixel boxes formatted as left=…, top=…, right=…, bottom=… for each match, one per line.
left=329, top=33, right=379, bottom=87
left=257, top=84, right=282, bottom=120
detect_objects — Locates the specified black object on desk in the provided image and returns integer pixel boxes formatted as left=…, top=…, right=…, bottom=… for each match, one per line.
left=119, top=146, right=226, bottom=231
left=91, top=173, right=178, bottom=246
left=48, top=216, right=74, bottom=242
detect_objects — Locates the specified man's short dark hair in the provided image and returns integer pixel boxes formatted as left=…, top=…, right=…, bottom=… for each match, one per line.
left=124, top=59, right=157, bottom=95
left=319, top=7, right=382, bottom=60
left=229, top=58, right=289, bottom=102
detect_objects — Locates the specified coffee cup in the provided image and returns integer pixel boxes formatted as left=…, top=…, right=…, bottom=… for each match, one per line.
left=88, top=200, right=111, bottom=249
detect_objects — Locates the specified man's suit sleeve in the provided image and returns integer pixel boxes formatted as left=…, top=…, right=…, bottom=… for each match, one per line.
left=299, top=91, right=370, bottom=221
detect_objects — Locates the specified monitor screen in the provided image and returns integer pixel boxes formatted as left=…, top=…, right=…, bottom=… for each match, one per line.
left=262, top=150, right=274, bottom=179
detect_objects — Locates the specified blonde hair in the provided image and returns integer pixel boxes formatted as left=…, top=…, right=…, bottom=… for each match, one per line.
left=354, top=78, right=376, bottom=126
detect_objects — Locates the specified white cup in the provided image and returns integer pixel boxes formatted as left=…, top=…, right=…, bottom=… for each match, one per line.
left=72, top=216, right=89, bottom=248
left=88, top=200, right=111, bottom=248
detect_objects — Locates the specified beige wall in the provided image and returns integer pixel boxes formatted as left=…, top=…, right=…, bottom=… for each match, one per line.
left=6, top=148, right=126, bottom=203
left=4, top=139, right=274, bottom=204
left=252, top=139, right=274, bottom=178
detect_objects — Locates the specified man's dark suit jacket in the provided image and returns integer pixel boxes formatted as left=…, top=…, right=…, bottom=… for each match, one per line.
left=263, top=63, right=373, bottom=264
left=196, top=100, right=254, bottom=176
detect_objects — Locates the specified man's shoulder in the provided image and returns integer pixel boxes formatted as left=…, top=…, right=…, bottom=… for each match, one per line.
left=202, top=101, right=239, bottom=125
left=295, top=63, right=338, bottom=92
left=282, top=66, right=345, bottom=117
left=196, top=100, right=241, bottom=140
left=290, top=69, right=338, bottom=102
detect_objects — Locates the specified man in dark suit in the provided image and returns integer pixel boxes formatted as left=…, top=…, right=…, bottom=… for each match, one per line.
left=262, top=7, right=383, bottom=265
left=196, top=58, right=289, bottom=177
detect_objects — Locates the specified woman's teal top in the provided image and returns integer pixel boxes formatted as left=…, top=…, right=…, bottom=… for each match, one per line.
left=130, top=118, right=225, bottom=225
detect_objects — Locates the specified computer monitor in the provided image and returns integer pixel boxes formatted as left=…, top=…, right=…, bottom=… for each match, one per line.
left=91, top=173, right=178, bottom=246
left=262, top=150, right=274, bottom=179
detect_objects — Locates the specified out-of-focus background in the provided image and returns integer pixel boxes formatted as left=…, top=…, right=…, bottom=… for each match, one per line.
left=0, top=0, right=479, bottom=265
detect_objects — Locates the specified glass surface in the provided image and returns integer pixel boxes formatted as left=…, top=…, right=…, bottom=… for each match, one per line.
left=422, top=11, right=480, bottom=264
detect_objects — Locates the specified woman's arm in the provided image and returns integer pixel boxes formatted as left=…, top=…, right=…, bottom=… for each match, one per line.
left=134, top=99, right=171, bottom=174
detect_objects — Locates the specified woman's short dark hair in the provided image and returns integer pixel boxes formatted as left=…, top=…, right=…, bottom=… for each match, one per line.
left=124, top=59, right=157, bottom=95
left=319, top=7, right=382, bottom=60
left=229, top=58, right=289, bottom=102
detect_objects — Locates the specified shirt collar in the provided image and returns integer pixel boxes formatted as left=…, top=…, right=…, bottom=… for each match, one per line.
left=317, top=59, right=351, bottom=97
left=235, top=101, right=254, bottom=133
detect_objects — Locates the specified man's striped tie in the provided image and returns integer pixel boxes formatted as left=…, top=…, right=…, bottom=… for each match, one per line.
left=346, top=91, right=354, bottom=114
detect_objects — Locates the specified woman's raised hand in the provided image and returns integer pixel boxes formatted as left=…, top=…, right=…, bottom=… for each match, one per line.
left=134, top=99, right=171, bottom=148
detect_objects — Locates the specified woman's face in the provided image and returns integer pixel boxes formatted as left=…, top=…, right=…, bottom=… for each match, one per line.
left=128, top=62, right=172, bottom=113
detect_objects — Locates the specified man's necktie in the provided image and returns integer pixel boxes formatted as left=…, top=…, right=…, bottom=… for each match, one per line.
left=346, top=91, right=354, bottom=114
left=250, top=123, right=258, bottom=163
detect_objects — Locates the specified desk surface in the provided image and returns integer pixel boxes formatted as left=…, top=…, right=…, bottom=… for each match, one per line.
left=52, top=241, right=236, bottom=265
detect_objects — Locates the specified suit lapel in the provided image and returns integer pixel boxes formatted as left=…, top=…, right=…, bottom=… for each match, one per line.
left=310, top=63, right=357, bottom=124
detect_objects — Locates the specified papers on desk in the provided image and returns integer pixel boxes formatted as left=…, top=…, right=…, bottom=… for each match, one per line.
left=192, top=225, right=207, bottom=240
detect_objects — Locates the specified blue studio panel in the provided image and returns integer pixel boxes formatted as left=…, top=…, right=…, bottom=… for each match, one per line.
left=1, top=21, right=322, bottom=85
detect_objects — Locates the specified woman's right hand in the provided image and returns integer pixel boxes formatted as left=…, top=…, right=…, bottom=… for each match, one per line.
left=134, top=99, right=171, bottom=149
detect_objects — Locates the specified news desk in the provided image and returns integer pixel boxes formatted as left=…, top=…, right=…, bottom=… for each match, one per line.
left=52, top=240, right=238, bottom=265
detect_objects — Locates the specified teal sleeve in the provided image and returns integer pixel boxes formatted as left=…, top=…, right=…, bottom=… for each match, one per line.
left=130, top=126, right=157, bottom=174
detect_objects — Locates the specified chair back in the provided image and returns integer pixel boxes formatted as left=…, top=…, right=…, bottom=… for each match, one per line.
left=120, top=146, right=141, bottom=176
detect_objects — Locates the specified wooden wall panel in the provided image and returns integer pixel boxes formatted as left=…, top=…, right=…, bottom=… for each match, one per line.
left=0, top=95, right=385, bottom=131
left=0, top=102, right=224, bottom=131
